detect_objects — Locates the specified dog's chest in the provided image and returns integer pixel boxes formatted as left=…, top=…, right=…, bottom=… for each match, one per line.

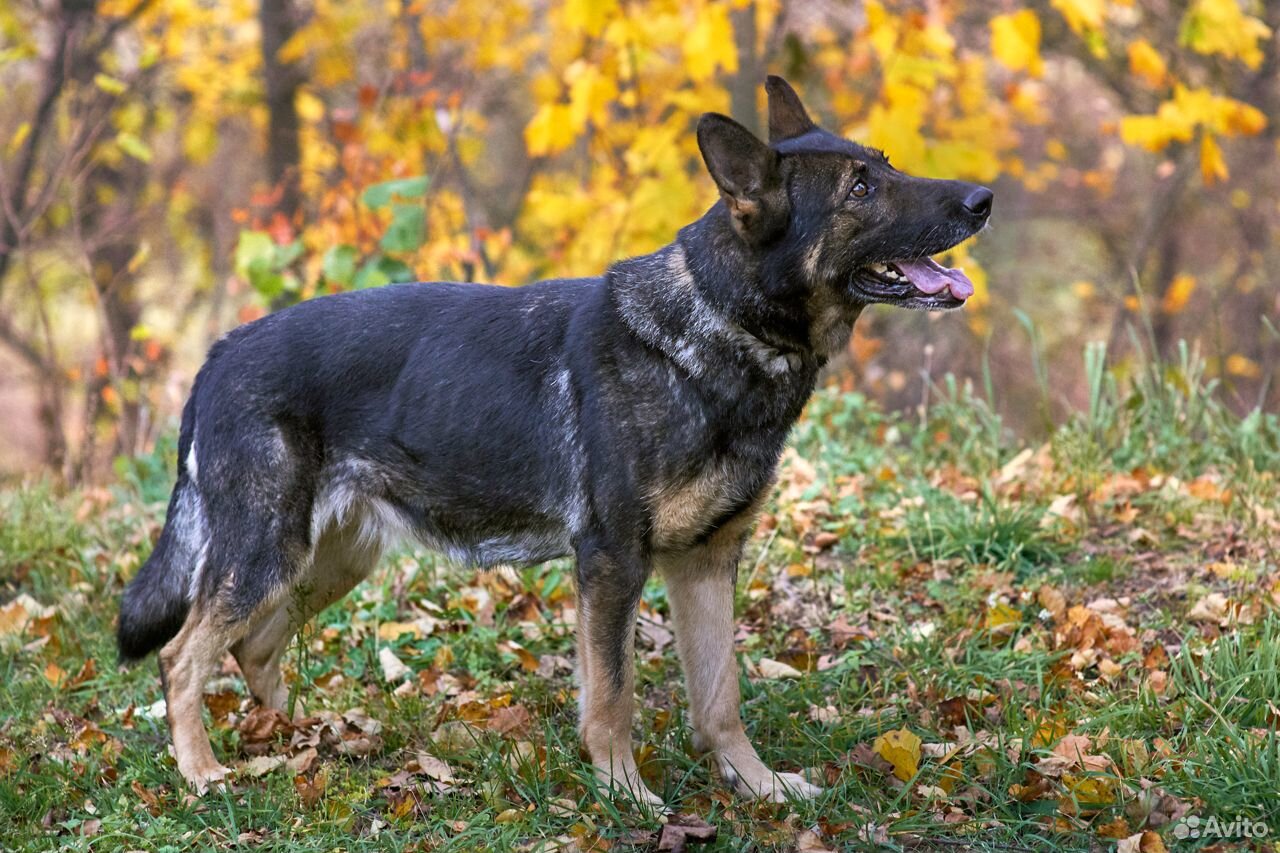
left=647, top=444, right=774, bottom=550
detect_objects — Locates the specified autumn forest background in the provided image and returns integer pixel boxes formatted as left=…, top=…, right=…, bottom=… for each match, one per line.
left=1, top=0, right=1278, bottom=481
left=4, top=2, right=1280, bottom=850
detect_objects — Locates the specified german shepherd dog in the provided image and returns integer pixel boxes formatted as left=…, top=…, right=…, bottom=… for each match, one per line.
left=118, top=77, right=991, bottom=805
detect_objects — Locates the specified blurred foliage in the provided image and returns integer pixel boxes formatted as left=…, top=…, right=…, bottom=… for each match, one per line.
left=0, top=0, right=1278, bottom=480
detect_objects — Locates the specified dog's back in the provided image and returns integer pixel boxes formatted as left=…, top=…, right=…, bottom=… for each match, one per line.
left=118, top=277, right=601, bottom=663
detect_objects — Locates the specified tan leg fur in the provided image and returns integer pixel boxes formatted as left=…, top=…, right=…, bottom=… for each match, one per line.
left=659, top=518, right=822, bottom=803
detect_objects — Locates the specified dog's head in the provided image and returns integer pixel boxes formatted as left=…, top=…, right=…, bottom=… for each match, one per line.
left=696, top=76, right=992, bottom=312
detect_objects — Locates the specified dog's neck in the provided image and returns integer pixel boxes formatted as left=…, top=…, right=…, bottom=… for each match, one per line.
left=609, top=235, right=809, bottom=383
left=610, top=207, right=859, bottom=378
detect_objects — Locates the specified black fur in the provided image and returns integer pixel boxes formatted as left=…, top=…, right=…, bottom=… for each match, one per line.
left=117, top=77, right=992, bottom=704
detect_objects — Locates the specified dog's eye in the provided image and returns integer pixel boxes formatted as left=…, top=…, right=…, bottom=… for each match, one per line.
left=849, top=179, right=871, bottom=199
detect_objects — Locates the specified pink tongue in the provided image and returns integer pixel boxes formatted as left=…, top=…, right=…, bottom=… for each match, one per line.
left=894, top=258, right=974, bottom=301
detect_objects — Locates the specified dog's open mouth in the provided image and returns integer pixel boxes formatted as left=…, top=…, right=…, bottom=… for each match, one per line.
left=850, top=257, right=976, bottom=310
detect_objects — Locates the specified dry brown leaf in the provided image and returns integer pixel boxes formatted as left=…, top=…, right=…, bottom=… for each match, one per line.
left=378, top=646, right=411, bottom=683
left=1038, top=586, right=1067, bottom=621
left=415, top=752, right=455, bottom=783
left=756, top=657, right=804, bottom=679
left=488, top=703, right=531, bottom=737
left=795, top=828, right=835, bottom=852
left=130, top=779, right=161, bottom=816
left=238, top=706, right=293, bottom=755
left=0, top=595, right=53, bottom=638
left=240, top=754, right=286, bottom=777
left=657, top=814, right=717, bottom=852
left=1118, top=830, right=1167, bottom=853
left=293, top=768, right=326, bottom=808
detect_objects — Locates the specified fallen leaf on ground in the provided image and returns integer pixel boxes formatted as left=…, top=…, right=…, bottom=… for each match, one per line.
left=378, top=647, right=411, bottom=682
left=488, top=703, right=531, bottom=737
left=756, top=657, right=804, bottom=679
left=0, top=595, right=53, bottom=638
left=240, top=754, right=286, bottom=777
left=415, top=752, right=455, bottom=783
left=796, top=828, right=835, bottom=851
left=658, top=814, right=717, bottom=852
left=238, top=706, right=293, bottom=755
left=874, top=728, right=922, bottom=781
left=1118, top=830, right=1167, bottom=853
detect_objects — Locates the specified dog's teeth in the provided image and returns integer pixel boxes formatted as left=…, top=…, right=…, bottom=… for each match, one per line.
left=871, top=263, right=889, bottom=273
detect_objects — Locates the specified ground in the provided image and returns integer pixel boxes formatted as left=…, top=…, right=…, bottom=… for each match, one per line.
left=1, top=362, right=1278, bottom=852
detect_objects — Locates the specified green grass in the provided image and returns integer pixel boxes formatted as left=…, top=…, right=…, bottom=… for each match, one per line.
left=1, top=344, right=1278, bottom=851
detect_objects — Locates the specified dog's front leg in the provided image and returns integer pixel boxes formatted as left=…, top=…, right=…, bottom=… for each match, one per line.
left=663, top=547, right=823, bottom=803
left=574, top=542, right=662, bottom=808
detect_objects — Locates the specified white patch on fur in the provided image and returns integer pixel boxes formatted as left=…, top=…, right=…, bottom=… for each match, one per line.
left=186, top=433, right=198, bottom=485
left=310, top=478, right=413, bottom=555
left=547, top=367, right=590, bottom=537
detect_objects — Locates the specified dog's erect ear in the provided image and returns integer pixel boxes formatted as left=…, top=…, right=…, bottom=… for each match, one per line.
left=697, top=112, right=785, bottom=243
left=765, top=75, right=815, bottom=143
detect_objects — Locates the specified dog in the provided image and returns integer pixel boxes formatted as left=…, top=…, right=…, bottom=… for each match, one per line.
left=117, top=76, right=991, bottom=805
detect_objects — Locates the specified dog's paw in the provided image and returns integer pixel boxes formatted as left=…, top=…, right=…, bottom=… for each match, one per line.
left=593, top=766, right=667, bottom=812
left=721, top=761, right=823, bottom=803
left=181, top=762, right=231, bottom=795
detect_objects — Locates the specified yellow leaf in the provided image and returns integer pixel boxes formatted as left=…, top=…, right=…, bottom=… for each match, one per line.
left=1127, top=39, right=1168, bottom=87
left=1120, top=85, right=1266, bottom=153
left=1225, top=353, right=1262, bottom=378
left=44, top=662, right=67, bottom=688
left=296, top=90, right=325, bottom=123
left=874, top=728, right=922, bottom=781
left=990, top=10, right=1043, bottom=77
left=1199, top=134, right=1228, bottom=184
left=524, top=103, right=577, bottom=157
left=8, top=121, right=30, bottom=156
left=1063, top=772, right=1115, bottom=807
left=1119, top=115, right=1183, bottom=152
left=377, top=621, right=422, bottom=641
left=182, top=118, right=217, bottom=163
left=1051, top=0, right=1105, bottom=35
left=1161, top=272, right=1197, bottom=313
left=562, top=0, right=618, bottom=38
left=683, top=4, right=738, bottom=82
left=565, top=61, right=617, bottom=130
left=93, top=73, right=127, bottom=95
left=1181, top=0, right=1273, bottom=69
left=984, top=602, right=1022, bottom=636
left=1217, top=98, right=1267, bottom=136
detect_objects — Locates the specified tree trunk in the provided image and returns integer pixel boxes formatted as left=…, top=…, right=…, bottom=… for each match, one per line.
left=729, top=3, right=762, bottom=137
left=260, top=0, right=303, bottom=221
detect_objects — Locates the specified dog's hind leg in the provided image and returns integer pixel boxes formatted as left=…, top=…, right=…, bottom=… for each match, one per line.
left=575, top=540, right=662, bottom=809
left=660, top=520, right=822, bottom=803
left=231, top=518, right=382, bottom=715
left=230, top=603, right=292, bottom=712
left=159, top=420, right=321, bottom=792
left=158, top=602, right=245, bottom=793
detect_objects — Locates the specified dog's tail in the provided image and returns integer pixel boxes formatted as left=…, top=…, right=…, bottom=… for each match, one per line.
left=117, top=396, right=207, bottom=662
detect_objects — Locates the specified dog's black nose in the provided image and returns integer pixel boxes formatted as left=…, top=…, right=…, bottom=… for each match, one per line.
left=963, top=186, right=993, bottom=219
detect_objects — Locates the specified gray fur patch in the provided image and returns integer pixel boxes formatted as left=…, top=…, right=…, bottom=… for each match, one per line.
left=172, top=485, right=209, bottom=602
